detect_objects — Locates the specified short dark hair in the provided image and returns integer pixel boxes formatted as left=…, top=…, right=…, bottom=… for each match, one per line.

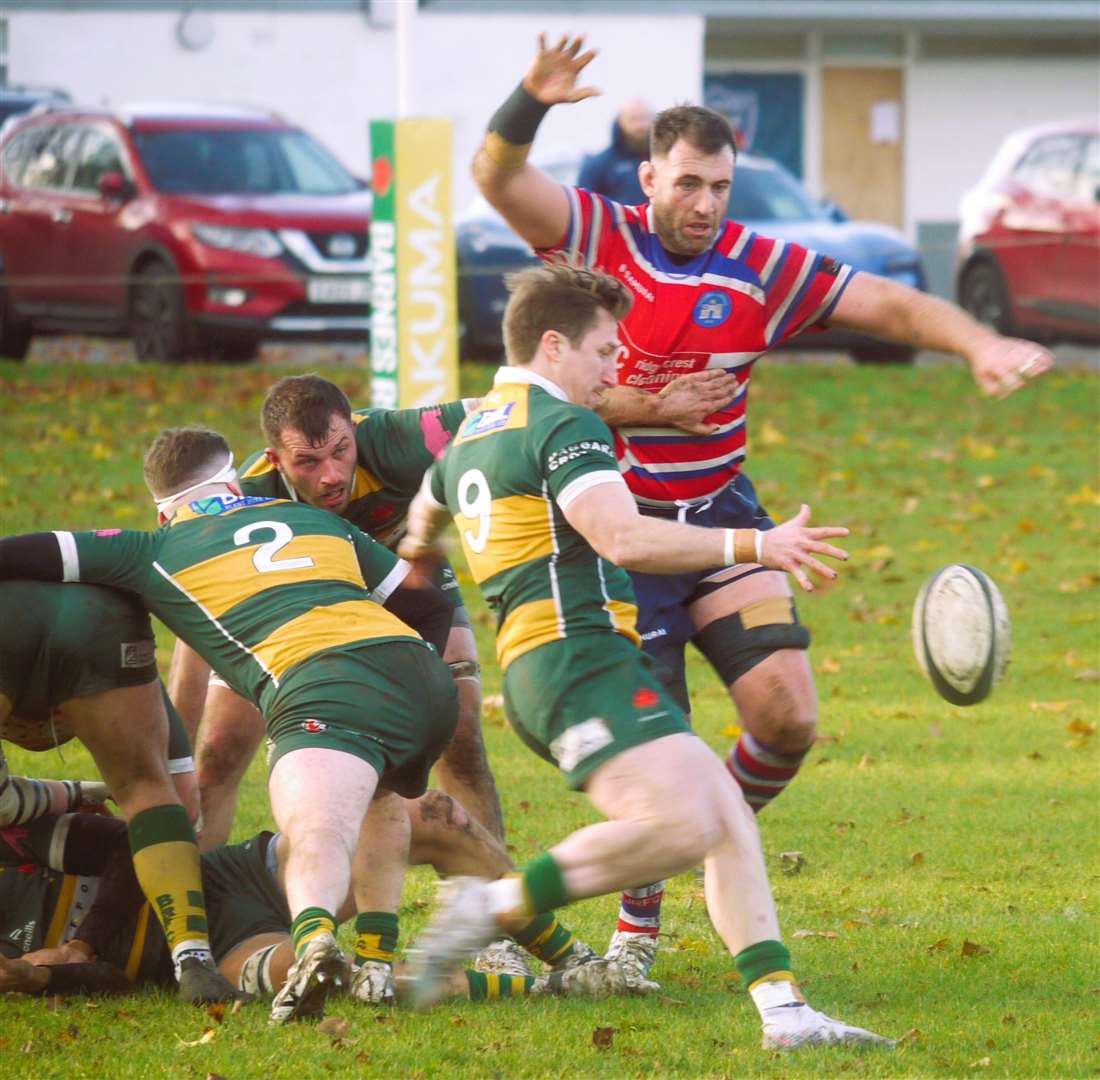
left=651, top=105, right=737, bottom=160
left=143, top=428, right=231, bottom=497
left=502, top=261, right=633, bottom=365
left=261, top=375, right=353, bottom=447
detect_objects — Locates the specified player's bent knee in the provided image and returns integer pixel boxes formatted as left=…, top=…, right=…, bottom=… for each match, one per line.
left=694, top=598, right=810, bottom=687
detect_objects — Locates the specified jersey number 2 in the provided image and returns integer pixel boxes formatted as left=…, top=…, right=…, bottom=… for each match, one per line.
left=457, top=468, right=491, bottom=554
left=233, top=521, right=316, bottom=573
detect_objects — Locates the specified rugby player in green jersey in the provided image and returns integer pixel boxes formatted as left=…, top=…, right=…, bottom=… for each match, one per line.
left=0, top=805, right=641, bottom=1005
left=168, top=377, right=503, bottom=849
left=0, top=580, right=240, bottom=1003
left=398, top=263, right=895, bottom=1051
left=0, top=428, right=461, bottom=1024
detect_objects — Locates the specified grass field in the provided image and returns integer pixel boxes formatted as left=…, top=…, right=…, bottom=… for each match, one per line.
left=0, top=358, right=1097, bottom=1079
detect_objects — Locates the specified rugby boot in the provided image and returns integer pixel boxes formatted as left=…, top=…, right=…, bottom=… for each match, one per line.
left=349, top=959, right=396, bottom=1005
left=178, top=955, right=253, bottom=1005
left=605, top=929, right=659, bottom=980
left=407, top=876, right=499, bottom=1011
left=760, top=1002, right=896, bottom=1051
left=532, top=958, right=659, bottom=998
left=475, top=939, right=534, bottom=977
left=550, top=938, right=600, bottom=972
left=269, top=933, right=348, bottom=1025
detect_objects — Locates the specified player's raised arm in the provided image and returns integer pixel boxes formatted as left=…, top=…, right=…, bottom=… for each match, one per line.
left=828, top=272, right=1054, bottom=398
left=472, top=33, right=598, bottom=249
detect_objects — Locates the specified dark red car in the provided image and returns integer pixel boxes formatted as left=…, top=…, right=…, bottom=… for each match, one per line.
left=957, top=119, right=1100, bottom=343
left=0, top=103, right=370, bottom=362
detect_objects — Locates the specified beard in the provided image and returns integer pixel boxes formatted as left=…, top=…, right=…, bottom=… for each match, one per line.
left=649, top=202, right=718, bottom=257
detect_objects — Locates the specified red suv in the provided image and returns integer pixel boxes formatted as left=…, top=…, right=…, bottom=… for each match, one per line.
left=0, top=103, right=370, bottom=362
left=957, top=119, right=1100, bottom=344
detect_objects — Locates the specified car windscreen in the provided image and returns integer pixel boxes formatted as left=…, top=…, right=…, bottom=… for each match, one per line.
left=132, top=127, right=358, bottom=195
left=728, top=163, right=825, bottom=222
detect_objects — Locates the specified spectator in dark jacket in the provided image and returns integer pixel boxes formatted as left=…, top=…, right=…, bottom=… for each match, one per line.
left=577, top=97, right=653, bottom=204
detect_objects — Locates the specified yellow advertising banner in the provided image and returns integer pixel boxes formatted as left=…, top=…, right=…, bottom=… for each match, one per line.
left=370, top=117, right=458, bottom=409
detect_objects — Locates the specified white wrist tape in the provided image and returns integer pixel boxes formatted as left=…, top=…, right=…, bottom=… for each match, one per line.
left=724, top=528, right=735, bottom=567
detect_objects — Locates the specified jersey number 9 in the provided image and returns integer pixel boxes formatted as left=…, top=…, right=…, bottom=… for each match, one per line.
left=457, top=469, right=492, bottom=554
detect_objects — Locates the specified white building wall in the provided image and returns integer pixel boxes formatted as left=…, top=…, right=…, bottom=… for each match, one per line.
left=906, top=58, right=1099, bottom=229
left=6, top=9, right=704, bottom=210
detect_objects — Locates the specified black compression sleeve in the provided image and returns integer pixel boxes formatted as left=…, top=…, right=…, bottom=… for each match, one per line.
left=384, top=580, right=453, bottom=657
left=41, top=962, right=134, bottom=996
left=488, top=81, right=550, bottom=144
left=0, top=533, right=64, bottom=581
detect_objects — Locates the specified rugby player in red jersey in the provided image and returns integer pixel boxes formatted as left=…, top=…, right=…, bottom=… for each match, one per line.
left=472, top=33, right=1055, bottom=977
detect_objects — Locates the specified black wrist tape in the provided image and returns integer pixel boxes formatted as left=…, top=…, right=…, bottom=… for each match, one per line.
left=488, top=81, right=550, bottom=145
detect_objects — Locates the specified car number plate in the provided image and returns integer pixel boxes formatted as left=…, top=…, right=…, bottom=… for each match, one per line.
left=308, top=277, right=370, bottom=304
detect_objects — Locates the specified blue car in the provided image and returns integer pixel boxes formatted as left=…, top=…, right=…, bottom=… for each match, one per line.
left=455, top=152, right=925, bottom=363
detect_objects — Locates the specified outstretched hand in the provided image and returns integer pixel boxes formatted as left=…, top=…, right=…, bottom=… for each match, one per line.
left=759, top=504, right=849, bottom=592
left=0, top=954, right=50, bottom=994
left=969, top=336, right=1055, bottom=398
left=523, top=33, right=600, bottom=106
left=656, top=369, right=739, bottom=434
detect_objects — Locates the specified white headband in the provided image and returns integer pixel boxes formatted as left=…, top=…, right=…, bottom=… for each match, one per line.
left=153, top=453, right=238, bottom=516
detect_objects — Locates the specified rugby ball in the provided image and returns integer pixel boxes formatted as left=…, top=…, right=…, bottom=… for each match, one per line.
left=911, top=564, right=1010, bottom=706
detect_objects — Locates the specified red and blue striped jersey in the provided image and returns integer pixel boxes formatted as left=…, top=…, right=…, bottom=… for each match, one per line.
left=543, top=189, right=855, bottom=507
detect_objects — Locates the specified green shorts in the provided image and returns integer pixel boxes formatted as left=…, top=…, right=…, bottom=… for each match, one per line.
left=202, top=831, right=290, bottom=960
left=0, top=582, right=159, bottom=749
left=502, top=633, right=691, bottom=789
left=264, top=640, right=458, bottom=798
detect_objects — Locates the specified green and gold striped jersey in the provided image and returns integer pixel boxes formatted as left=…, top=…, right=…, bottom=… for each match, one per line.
left=53, top=495, right=420, bottom=716
left=429, top=368, right=640, bottom=672
left=240, top=402, right=470, bottom=547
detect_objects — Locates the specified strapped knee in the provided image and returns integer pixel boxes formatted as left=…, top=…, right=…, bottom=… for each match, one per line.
left=447, top=659, right=481, bottom=682
left=238, top=942, right=282, bottom=996
left=694, top=597, right=810, bottom=686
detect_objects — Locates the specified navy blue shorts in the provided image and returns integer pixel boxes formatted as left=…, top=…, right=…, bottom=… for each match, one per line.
left=629, top=472, right=776, bottom=712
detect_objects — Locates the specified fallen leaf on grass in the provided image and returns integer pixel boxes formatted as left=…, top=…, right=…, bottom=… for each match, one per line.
left=657, top=995, right=688, bottom=1007
left=722, top=724, right=742, bottom=738
left=1066, top=718, right=1097, bottom=736
left=178, top=1028, right=217, bottom=1048
left=779, top=851, right=805, bottom=875
left=230, top=999, right=244, bottom=1016
left=592, top=1026, right=615, bottom=1049
left=926, top=938, right=950, bottom=954
left=909, top=851, right=926, bottom=867
left=970, top=1056, right=992, bottom=1068
left=206, top=1074, right=228, bottom=1080
left=317, top=1017, right=350, bottom=1040
left=1002, top=1014, right=1017, bottom=1024
left=674, top=937, right=710, bottom=953
left=961, top=940, right=990, bottom=958
left=792, top=929, right=839, bottom=940
left=818, top=656, right=842, bottom=674
left=206, top=1003, right=225, bottom=1024
left=1073, top=670, right=1100, bottom=683
left=857, top=754, right=874, bottom=770
left=1030, top=700, right=1080, bottom=713
left=842, top=919, right=870, bottom=929
left=898, top=1028, right=922, bottom=1043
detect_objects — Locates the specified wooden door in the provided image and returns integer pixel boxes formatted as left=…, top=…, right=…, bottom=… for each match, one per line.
left=822, top=67, right=904, bottom=227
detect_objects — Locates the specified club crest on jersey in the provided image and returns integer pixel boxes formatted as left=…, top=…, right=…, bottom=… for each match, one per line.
left=190, top=495, right=274, bottom=516
left=302, top=719, right=327, bottom=734
left=120, top=641, right=156, bottom=669
left=463, top=402, right=515, bottom=437
left=694, top=291, right=732, bottom=328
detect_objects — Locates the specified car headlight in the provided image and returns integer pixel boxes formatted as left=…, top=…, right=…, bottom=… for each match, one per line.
left=191, top=224, right=283, bottom=258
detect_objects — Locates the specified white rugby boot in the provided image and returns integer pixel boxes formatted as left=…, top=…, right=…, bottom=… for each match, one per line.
left=605, top=929, right=659, bottom=980
left=760, top=1002, right=896, bottom=1051
left=533, top=957, right=659, bottom=998
left=269, top=933, right=348, bottom=1025
left=407, top=877, right=499, bottom=1010
left=474, top=939, right=534, bottom=978
left=349, top=959, right=396, bottom=1005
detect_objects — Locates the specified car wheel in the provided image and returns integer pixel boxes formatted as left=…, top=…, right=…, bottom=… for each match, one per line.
left=959, top=260, right=1014, bottom=336
left=205, top=338, right=260, bottom=364
left=131, top=261, right=196, bottom=362
left=850, top=343, right=916, bottom=365
left=0, top=285, right=32, bottom=362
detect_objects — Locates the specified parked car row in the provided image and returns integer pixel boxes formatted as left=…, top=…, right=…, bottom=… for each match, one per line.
left=956, top=118, right=1099, bottom=345
left=0, top=100, right=1094, bottom=365
left=0, top=101, right=371, bottom=362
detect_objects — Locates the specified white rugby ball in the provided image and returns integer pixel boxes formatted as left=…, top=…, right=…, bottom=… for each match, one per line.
left=912, top=564, right=1010, bottom=706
